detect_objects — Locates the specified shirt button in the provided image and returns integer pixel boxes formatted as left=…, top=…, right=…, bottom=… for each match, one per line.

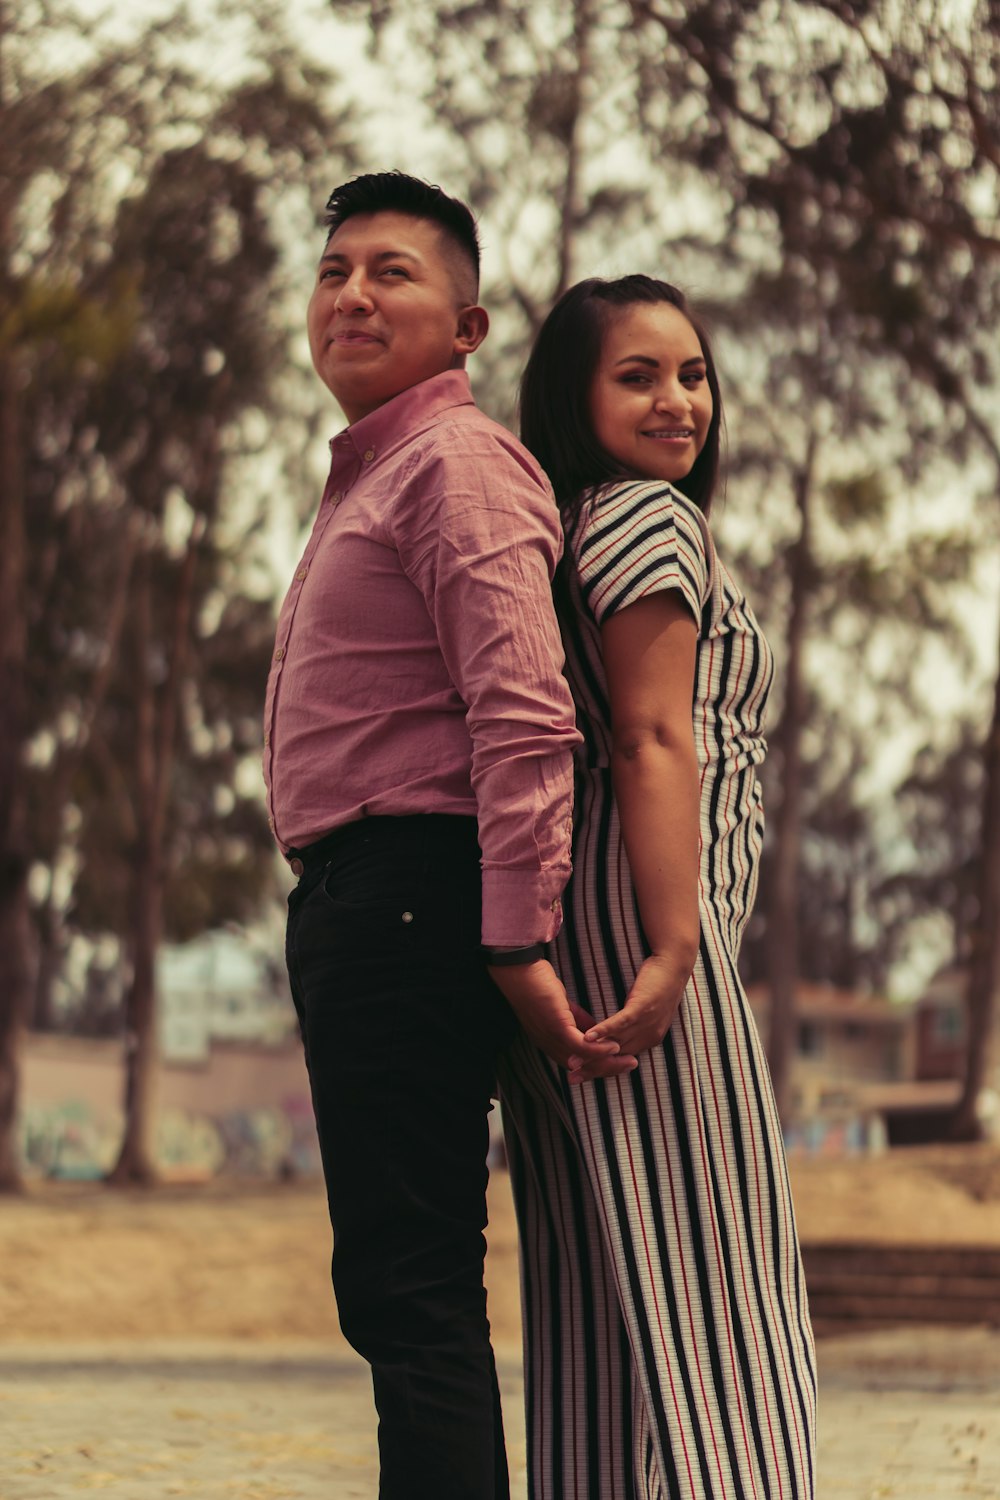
left=268, top=815, right=275, bottom=830
left=550, top=898, right=562, bottom=913
left=289, top=857, right=304, bottom=876
left=401, top=911, right=414, bottom=924
left=363, top=447, right=375, bottom=462
left=263, top=732, right=270, bottom=747
left=295, top=568, right=308, bottom=581
left=274, top=646, right=285, bottom=661
left=327, top=490, right=342, bottom=505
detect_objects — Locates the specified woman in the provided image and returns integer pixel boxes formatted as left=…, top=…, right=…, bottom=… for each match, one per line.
left=500, top=276, right=816, bottom=1500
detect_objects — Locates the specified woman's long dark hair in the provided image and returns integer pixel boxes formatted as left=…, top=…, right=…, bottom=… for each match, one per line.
left=519, top=275, right=723, bottom=521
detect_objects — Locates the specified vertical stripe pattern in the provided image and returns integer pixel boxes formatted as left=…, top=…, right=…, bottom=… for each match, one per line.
left=500, top=481, right=816, bottom=1500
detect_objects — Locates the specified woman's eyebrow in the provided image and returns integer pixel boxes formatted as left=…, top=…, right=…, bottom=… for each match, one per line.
left=612, top=354, right=706, bottom=369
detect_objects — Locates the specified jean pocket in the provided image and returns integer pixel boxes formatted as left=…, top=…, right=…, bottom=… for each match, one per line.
left=320, top=866, right=423, bottom=937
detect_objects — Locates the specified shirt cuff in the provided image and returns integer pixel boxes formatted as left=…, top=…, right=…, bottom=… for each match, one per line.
left=480, top=867, right=568, bottom=947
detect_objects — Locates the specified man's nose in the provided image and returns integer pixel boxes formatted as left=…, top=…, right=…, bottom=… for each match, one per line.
left=335, top=271, right=374, bottom=313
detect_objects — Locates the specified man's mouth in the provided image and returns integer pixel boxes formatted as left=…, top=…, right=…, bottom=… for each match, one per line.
left=331, top=329, right=382, bottom=345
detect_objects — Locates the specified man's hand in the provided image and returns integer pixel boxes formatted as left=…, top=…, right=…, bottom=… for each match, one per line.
left=488, top=959, right=637, bottom=1082
left=575, top=953, right=689, bottom=1059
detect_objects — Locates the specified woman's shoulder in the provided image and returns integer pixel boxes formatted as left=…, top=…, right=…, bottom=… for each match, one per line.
left=569, top=478, right=710, bottom=558
left=566, top=478, right=715, bottom=624
left=576, top=477, right=705, bottom=525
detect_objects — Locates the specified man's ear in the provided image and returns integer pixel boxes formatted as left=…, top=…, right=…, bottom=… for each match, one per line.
left=454, top=304, right=489, bottom=357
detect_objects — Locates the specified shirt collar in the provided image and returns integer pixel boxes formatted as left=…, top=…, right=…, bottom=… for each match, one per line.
left=329, top=370, right=476, bottom=465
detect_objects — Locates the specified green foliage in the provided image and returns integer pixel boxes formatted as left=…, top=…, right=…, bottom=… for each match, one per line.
left=352, top=0, right=1000, bottom=998
left=6, top=0, right=997, bottom=1024
left=3, top=0, right=360, bottom=1026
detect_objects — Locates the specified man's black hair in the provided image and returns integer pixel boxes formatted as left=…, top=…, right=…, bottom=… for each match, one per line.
left=323, top=171, right=481, bottom=298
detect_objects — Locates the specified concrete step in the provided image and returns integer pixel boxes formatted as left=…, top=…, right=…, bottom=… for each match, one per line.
left=802, top=1243, right=1000, bottom=1332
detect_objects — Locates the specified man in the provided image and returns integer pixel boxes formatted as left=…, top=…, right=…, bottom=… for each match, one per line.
left=264, top=172, right=630, bottom=1500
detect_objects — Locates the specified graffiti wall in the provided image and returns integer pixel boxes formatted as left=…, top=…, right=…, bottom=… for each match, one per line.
left=20, top=1034, right=322, bottom=1180
left=19, top=1096, right=323, bottom=1180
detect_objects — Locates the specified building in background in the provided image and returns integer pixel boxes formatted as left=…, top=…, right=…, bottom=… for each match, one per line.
left=749, top=971, right=1000, bottom=1150
left=157, top=929, right=296, bottom=1063
left=748, top=982, right=916, bottom=1152
left=20, top=930, right=312, bottom=1181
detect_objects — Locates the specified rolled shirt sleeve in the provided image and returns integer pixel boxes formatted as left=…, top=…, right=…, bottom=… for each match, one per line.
left=394, top=431, right=581, bottom=945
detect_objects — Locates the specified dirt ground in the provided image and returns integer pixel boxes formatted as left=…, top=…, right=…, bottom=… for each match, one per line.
left=2, top=1144, right=1000, bottom=1346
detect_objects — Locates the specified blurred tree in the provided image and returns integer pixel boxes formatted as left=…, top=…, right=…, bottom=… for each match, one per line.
left=635, top=0, right=1000, bottom=1132
left=353, top=0, right=1000, bottom=1125
left=717, top=281, right=981, bottom=1117
left=0, top=0, right=357, bottom=1186
left=339, top=0, right=719, bottom=422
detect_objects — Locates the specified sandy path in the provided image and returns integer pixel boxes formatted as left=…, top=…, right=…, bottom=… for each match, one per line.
left=3, top=1147, right=1000, bottom=1346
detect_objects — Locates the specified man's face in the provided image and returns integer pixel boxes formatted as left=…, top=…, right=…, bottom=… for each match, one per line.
left=307, top=211, right=481, bottom=424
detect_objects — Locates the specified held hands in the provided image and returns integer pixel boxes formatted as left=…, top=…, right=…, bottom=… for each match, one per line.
left=570, top=952, right=691, bottom=1066
left=487, top=959, right=638, bottom=1082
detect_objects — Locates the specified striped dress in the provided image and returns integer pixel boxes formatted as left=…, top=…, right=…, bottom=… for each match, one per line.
left=499, top=480, right=816, bottom=1500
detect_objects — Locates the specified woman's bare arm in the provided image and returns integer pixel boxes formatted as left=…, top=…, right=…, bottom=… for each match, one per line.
left=570, top=589, right=700, bottom=1063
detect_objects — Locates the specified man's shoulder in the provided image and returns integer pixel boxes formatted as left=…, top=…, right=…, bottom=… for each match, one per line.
left=415, top=402, right=551, bottom=490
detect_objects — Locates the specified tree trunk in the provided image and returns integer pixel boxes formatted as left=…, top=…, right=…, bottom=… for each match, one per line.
left=107, top=547, right=160, bottom=1183
left=552, top=0, right=593, bottom=300
left=107, top=517, right=202, bottom=1183
left=765, top=431, right=818, bottom=1126
left=0, top=878, right=30, bottom=1191
left=30, top=883, right=59, bottom=1032
left=107, top=835, right=162, bottom=1183
left=32, top=516, right=138, bottom=1035
left=0, top=349, right=31, bottom=1192
left=948, top=609, right=1000, bottom=1141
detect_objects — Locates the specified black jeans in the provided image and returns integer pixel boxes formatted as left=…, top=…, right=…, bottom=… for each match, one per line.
left=285, top=815, right=515, bottom=1500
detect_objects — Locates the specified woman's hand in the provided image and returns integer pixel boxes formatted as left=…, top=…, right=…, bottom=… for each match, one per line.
left=571, top=952, right=692, bottom=1062
left=489, top=959, right=638, bottom=1080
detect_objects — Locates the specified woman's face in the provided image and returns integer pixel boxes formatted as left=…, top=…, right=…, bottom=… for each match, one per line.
left=588, top=302, right=713, bottom=485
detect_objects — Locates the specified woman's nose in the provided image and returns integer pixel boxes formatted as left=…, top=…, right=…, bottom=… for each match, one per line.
left=653, top=383, right=690, bottom=413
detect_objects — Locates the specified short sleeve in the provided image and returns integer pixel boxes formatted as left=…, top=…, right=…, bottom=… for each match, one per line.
left=571, top=480, right=711, bottom=627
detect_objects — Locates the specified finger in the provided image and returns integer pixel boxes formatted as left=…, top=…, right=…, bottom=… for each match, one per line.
left=568, top=1055, right=639, bottom=1083
left=568, top=1046, right=638, bottom=1069
left=568, top=1002, right=598, bottom=1030
left=566, top=1003, right=622, bottom=1054
left=551, top=1025, right=621, bottom=1062
left=583, top=1017, right=658, bottom=1058
left=584, top=1013, right=635, bottom=1044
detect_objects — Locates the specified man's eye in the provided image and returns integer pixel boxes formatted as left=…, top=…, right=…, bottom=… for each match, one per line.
left=382, top=266, right=409, bottom=278
left=319, top=268, right=343, bottom=281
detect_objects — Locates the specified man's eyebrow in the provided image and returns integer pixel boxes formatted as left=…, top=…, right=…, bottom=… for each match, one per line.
left=318, top=248, right=423, bottom=267
left=612, top=353, right=707, bottom=369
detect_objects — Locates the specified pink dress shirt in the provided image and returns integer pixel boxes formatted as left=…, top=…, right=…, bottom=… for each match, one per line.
left=263, top=370, right=581, bottom=946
